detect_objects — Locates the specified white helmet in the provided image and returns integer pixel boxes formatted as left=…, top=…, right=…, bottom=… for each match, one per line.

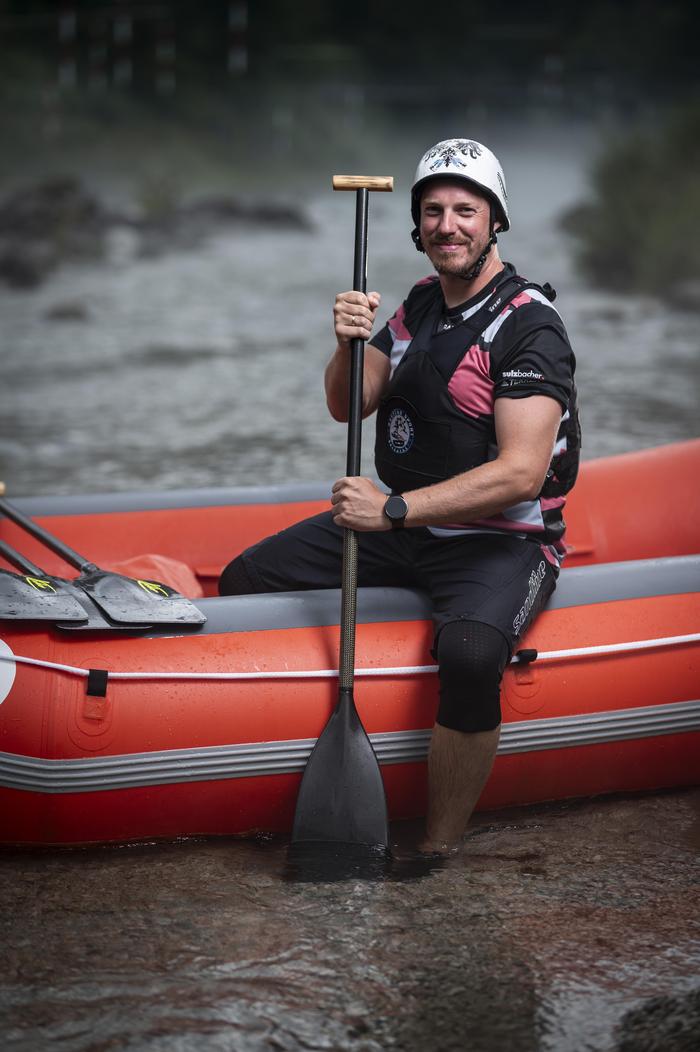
left=411, top=138, right=510, bottom=233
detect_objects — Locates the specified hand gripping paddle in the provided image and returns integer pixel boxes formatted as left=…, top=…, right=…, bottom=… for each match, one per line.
left=291, top=174, right=393, bottom=849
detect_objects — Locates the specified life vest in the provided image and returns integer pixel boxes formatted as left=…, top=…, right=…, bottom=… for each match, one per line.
left=374, top=274, right=581, bottom=503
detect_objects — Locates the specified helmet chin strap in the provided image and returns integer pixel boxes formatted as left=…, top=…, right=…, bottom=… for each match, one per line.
left=457, top=230, right=498, bottom=280
left=454, top=231, right=497, bottom=280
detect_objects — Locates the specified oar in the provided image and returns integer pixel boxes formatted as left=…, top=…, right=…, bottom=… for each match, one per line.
left=291, top=174, right=393, bottom=849
left=0, top=494, right=206, bottom=626
left=0, top=541, right=146, bottom=631
left=0, top=480, right=85, bottom=622
left=0, top=544, right=88, bottom=623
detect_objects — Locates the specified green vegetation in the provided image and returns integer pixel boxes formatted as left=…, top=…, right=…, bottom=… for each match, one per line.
left=560, top=105, right=700, bottom=307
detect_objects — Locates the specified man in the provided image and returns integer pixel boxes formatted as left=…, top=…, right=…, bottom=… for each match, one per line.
left=220, top=138, right=580, bottom=855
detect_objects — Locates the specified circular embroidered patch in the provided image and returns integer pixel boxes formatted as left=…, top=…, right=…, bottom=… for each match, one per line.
left=387, top=407, right=415, bottom=455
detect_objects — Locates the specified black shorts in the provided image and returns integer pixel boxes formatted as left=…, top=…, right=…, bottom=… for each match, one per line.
left=237, top=511, right=557, bottom=654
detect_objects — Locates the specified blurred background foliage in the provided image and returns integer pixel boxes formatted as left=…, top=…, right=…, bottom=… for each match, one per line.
left=560, top=104, right=700, bottom=305
left=0, top=0, right=698, bottom=296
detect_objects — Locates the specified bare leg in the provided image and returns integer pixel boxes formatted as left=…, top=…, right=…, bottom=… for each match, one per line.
left=419, top=722, right=501, bottom=854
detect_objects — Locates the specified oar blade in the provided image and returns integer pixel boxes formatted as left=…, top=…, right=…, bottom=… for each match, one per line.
left=0, top=496, right=203, bottom=626
left=76, top=569, right=206, bottom=626
left=292, top=690, right=389, bottom=848
left=51, top=577, right=149, bottom=632
left=0, top=568, right=88, bottom=623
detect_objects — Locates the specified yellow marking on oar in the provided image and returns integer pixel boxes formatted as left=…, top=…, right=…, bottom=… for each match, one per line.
left=25, top=576, right=57, bottom=594
left=137, top=579, right=170, bottom=597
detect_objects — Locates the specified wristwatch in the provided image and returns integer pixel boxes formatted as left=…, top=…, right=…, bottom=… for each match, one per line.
left=383, top=493, right=408, bottom=529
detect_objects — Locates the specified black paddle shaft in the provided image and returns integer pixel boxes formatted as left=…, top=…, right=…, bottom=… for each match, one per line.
left=291, top=174, right=392, bottom=848
left=0, top=497, right=95, bottom=573
left=339, top=188, right=369, bottom=697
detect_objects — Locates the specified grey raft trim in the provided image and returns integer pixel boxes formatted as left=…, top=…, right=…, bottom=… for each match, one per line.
left=1, top=700, right=699, bottom=794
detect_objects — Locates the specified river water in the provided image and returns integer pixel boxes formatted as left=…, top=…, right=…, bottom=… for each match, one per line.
left=2, top=793, right=699, bottom=1051
left=1, top=124, right=699, bottom=1050
left=1, top=124, right=698, bottom=495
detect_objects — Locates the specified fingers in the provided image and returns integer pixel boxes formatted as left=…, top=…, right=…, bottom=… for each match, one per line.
left=334, top=291, right=381, bottom=346
left=330, top=477, right=346, bottom=503
left=330, top=477, right=388, bottom=531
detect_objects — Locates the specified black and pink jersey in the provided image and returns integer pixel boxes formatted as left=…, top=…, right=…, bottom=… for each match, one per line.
left=371, top=263, right=580, bottom=564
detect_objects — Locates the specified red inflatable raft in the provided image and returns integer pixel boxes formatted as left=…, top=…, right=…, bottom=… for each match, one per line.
left=0, top=440, right=698, bottom=846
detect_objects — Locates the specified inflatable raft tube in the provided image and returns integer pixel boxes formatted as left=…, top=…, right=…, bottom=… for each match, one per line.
left=1, top=439, right=698, bottom=845
left=0, top=551, right=698, bottom=846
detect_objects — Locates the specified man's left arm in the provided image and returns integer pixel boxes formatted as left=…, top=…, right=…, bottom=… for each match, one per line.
left=331, top=395, right=563, bottom=530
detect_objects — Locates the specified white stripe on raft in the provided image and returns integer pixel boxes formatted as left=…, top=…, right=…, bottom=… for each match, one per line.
left=1, top=699, right=699, bottom=793
left=1, top=632, right=699, bottom=683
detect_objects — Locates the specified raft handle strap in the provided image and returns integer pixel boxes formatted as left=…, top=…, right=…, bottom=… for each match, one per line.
left=87, top=668, right=109, bottom=697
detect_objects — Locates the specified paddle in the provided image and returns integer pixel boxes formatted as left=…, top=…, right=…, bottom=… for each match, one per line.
left=0, top=494, right=206, bottom=626
left=291, top=174, right=393, bottom=849
left=0, top=542, right=88, bottom=623
left=0, top=540, right=147, bottom=631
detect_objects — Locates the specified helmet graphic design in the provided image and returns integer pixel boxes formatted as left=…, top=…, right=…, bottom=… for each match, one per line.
left=411, top=138, right=510, bottom=233
left=424, top=139, right=483, bottom=169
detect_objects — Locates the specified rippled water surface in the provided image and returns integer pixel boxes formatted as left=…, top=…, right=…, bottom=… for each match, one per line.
left=2, top=792, right=699, bottom=1051
left=1, top=127, right=699, bottom=1050
left=1, top=126, right=698, bottom=496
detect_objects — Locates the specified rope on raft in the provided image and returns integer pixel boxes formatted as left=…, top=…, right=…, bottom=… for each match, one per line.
left=1, top=632, right=699, bottom=683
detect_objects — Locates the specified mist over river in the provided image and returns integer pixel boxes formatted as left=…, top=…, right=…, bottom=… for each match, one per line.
left=1, top=123, right=698, bottom=1052
left=1, top=123, right=698, bottom=496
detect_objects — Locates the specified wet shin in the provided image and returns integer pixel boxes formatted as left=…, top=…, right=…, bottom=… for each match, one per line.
left=421, top=621, right=509, bottom=851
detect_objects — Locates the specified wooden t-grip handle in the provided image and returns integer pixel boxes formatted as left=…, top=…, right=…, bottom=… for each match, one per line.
left=332, top=175, right=394, bottom=192
left=0, top=482, right=5, bottom=496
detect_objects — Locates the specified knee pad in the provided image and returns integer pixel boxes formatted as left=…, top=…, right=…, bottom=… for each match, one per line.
left=218, top=554, right=268, bottom=596
left=435, top=620, right=509, bottom=733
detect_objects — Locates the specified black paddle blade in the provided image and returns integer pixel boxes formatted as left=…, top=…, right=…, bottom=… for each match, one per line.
left=0, top=541, right=148, bottom=631
left=0, top=495, right=204, bottom=625
left=52, top=577, right=149, bottom=632
left=292, top=688, right=389, bottom=848
left=0, top=567, right=88, bottom=622
left=75, top=568, right=206, bottom=626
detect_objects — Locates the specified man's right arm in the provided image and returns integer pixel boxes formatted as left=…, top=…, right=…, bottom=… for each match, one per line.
left=325, top=290, right=390, bottom=421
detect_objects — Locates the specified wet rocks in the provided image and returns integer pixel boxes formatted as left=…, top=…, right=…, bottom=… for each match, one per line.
left=615, top=987, right=700, bottom=1052
left=0, top=177, right=109, bottom=288
left=0, top=239, right=58, bottom=289
left=42, top=301, right=91, bottom=322
left=667, top=280, right=700, bottom=312
left=0, top=176, right=312, bottom=289
left=134, top=193, right=312, bottom=258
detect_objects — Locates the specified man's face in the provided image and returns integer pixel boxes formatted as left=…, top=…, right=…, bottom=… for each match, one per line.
left=419, top=179, right=495, bottom=278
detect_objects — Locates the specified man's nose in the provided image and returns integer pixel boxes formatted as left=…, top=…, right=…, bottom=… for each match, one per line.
left=437, top=210, right=456, bottom=235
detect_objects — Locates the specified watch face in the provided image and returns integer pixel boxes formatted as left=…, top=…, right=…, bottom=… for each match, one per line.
left=385, top=495, right=407, bottom=521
